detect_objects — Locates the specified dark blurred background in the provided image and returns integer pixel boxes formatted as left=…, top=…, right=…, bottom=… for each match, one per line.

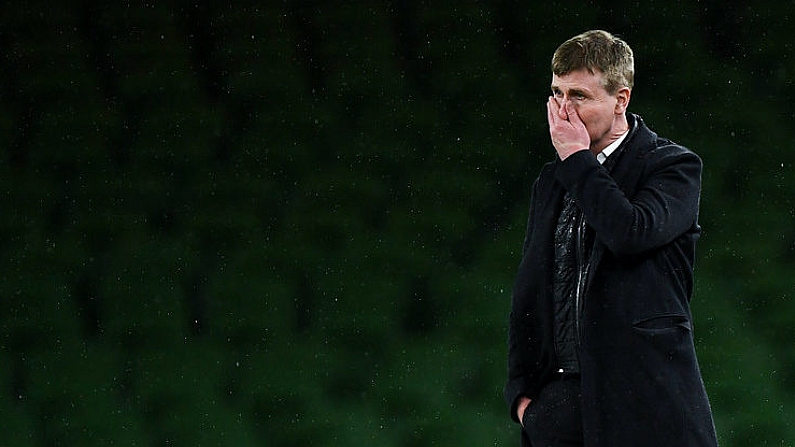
left=1, top=1, right=793, bottom=445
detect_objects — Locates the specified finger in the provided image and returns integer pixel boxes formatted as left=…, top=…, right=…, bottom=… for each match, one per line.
left=546, top=97, right=557, bottom=126
left=548, top=96, right=566, bottom=125
left=558, top=100, right=569, bottom=121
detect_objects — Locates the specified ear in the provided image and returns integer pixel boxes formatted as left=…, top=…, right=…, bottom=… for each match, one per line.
left=614, top=87, right=631, bottom=114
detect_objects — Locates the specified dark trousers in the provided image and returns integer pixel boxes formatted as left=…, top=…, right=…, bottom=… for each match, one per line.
left=520, top=376, right=583, bottom=447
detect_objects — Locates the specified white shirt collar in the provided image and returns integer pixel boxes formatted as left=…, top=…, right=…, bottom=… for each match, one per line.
left=596, top=130, right=629, bottom=164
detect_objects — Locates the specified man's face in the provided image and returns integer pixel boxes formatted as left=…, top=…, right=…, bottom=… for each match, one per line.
left=550, top=68, right=627, bottom=152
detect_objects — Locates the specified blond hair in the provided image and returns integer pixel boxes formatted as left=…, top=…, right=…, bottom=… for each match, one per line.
left=551, top=30, right=634, bottom=94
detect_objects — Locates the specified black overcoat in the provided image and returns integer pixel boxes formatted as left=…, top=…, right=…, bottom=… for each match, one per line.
left=505, top=114, right=719, bottom=446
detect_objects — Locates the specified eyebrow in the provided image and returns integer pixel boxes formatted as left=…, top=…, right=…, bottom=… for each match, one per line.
left=551, top=86, right=591, bottom=97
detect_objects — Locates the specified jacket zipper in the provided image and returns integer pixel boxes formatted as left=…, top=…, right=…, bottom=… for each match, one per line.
left=575, top=213, right=588, bottom=343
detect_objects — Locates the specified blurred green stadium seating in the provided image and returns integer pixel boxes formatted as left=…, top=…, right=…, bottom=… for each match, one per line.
left=1, top=1, right=794, bottom=446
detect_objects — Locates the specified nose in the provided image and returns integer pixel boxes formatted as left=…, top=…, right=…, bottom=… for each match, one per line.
left=557, top=96, right=570, bottom=118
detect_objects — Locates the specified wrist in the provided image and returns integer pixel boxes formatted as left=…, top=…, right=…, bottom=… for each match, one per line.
left=558, top=146, right=590, bottom=161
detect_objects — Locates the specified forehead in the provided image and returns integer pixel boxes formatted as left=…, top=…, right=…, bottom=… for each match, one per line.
left=551, top=68, right=606, bottom=92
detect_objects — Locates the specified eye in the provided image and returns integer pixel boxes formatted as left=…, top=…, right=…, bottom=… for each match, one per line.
left=552, top=88, right=563, bottom=98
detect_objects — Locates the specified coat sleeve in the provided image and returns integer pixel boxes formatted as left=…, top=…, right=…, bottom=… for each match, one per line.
left=504, top=176, right=543, bottom=422
left=553, top=146, right=701, bottom=257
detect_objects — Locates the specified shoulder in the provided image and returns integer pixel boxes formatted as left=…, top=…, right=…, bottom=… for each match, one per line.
left=629, top=115, right=701, bottom=166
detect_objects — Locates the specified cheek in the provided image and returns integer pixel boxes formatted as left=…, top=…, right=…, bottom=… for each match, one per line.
left=580, top=108, right=608, bottom=127
left=576, top=109, right=595, bottom=127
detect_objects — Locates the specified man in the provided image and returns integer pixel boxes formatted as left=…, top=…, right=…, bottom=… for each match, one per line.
left=504, top=30, right=719, bottom=446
